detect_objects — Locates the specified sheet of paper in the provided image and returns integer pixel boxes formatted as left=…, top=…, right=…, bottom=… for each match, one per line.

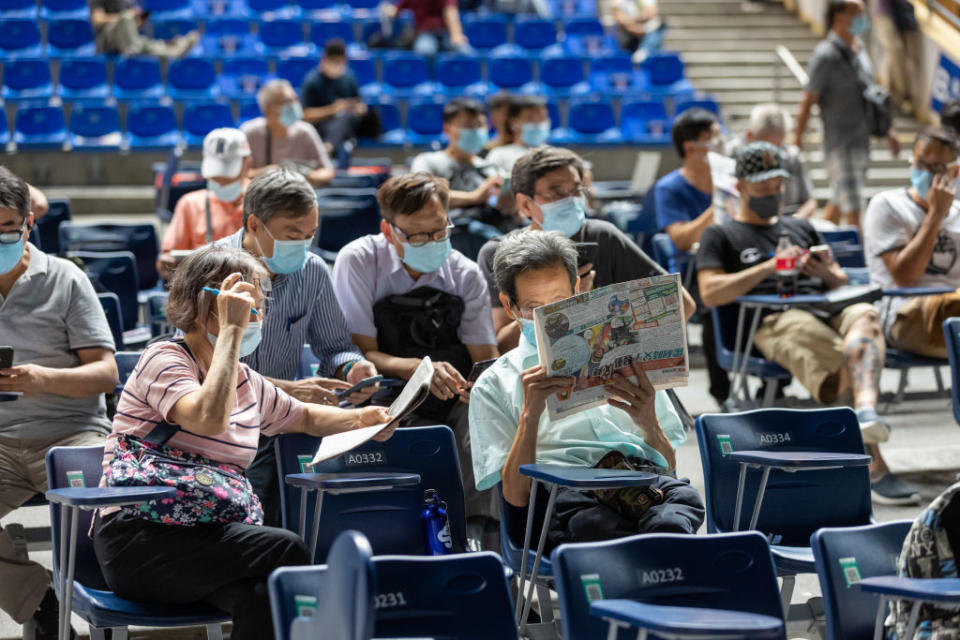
left=388, top=356, right=434, bottom=417
left=310, top=422, right=393, bottom=466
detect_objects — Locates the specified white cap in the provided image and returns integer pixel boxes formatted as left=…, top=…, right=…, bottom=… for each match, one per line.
left=201, top=128, right=251, bottom=179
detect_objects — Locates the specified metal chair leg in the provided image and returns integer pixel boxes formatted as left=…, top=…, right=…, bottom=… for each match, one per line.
left=894, top=370, right=908, bottom=405
left=872, top=596, right=886, bottom=640
left=535, top=581, right=554, bottom=623
left=762, top=377, right=778, bottom=407
left=111, top=627, right=129, bottom=640
left=935, top=365, right=945, bottom=393
left=780, top=575, right=796, bottom=619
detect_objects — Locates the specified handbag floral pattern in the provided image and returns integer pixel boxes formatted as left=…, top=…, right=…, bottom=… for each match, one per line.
left=106, top=433, right=264, bottom=526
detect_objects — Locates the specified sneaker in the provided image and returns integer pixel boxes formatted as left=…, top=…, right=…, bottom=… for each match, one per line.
left=32, top=586, right=77, bottom=640
left=856, top=407, right=891, bottom=444
left=871, top=473, right=922, bottom=506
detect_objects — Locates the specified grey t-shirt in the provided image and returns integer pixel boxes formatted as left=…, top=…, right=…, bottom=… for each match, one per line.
left=0, top=244, right=115, bottom=438
left=410, top=151, right=499, bottom=193
left=240, top=117, right=333, bottom=172
left=806, top=32, right=872, bottom=151
left=863, top=188, right=960, bottom=332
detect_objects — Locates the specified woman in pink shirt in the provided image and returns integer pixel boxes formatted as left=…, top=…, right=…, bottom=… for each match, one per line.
left=92, top=246, right=392, bottom=640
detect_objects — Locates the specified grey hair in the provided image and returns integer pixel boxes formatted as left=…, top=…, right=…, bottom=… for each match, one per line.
left=166, top=246, right=269, bottom=332
left=492, top=230, right=578, bottom=305
left=257, top=78, right=294, bottom=114
left=0, top=166, right=30, bottom=222
left=242, top=167, right=318, bottom=228
left=748, top=103, right=791, bottom=137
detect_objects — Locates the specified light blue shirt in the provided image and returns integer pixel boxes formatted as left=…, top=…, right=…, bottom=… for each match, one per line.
left=468, top=337, right=686, bottom=491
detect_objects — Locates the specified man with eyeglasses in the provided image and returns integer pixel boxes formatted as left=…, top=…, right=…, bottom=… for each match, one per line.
left=864, top=127, right=960, bottom=361
left=0, top=166, right=118, bottom=638
left=477, top=146, right=695, bottom=353
left=332, top=172, right=500, bottom=546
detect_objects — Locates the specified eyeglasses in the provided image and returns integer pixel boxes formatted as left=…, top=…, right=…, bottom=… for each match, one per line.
left=391, top=223, right=454, bottom=247
left=914, top=159, right=958, bottom=175
left=0, top=224, right=27, bottom=246
left=532, top=186, right=590, bottom=204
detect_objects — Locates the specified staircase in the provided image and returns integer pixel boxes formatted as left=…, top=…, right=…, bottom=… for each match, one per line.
left=658, top=0, right=919, bottom=206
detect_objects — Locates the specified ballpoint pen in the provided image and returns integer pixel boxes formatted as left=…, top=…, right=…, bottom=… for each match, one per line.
left=202, top=286, right=260, bottom=315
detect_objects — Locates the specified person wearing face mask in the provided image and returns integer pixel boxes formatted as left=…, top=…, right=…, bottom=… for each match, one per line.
left=0, top=166, right=118, bottom=639
left=469, top=230, right=703, bottom=555
left=864, top=128, right=960, bottom=362
left=477, top=146, right=695, bottom=354
left=242, top=79, right=335, bottom=188
left=157, top=128, right=251, bottom=282
left=92, top=246, right=394, bottom=640
left=213, top=167, right=382, bottom=527
left=698, top=142, right=913, bottom=505
left=332, top=173, right=501, bottom=548
left=485, top=95, right=553, bottom=179
left=410, top=98, right=506, bottom=229
left=795, top=0, right=901, bottom=230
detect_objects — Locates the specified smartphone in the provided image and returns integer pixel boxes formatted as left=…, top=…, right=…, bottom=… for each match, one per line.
left=809, top=244, right=832, bottom=260
left=0, top=346, right=12, bottom=372
left=335, top=375, right=384, bottom=398
left=575, top=242, right=599, bottom=268
left=467, top=358, right=497, bottom=383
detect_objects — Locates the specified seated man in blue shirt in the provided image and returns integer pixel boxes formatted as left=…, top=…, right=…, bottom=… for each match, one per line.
left=469, top=230, right=704, bottom=552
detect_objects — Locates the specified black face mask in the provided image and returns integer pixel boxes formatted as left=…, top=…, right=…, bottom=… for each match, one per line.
left=749, top=193, right=781, bottom=219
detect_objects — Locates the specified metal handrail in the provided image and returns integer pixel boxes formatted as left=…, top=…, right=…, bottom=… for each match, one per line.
left=773, top=45, right=808, bottom=104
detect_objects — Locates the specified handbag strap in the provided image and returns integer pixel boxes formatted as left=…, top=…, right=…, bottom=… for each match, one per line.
left=143, top=421, right=180, bottom=446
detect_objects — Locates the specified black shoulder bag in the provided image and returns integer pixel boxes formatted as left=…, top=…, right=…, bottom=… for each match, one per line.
left=832, top=40, right=893, bottom=138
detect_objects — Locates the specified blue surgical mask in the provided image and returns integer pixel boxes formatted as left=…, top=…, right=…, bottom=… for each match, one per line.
left=0, top=230, right=25, bottom=275
left=256, top=224, right=311, bottom=275
left=401, top=238, right=452, bottom=273
left=208, top=320, right=262, bottom=358
left=279, top=102, right=303, bottom=128
left=850, top=13, right=869, bottom=36
left=519, top=317, right=537, bottom=347
left=539, top=196, right=586, bottom=237
left=521, top=121, right=551, bottom=147
left=207, top=178, right=243, bottom=203
left=911, top=167, right=933, bottom=196
left=456, top=127, right=489, bottom=155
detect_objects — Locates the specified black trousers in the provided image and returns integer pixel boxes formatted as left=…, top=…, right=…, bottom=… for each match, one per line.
left=247, top=435, right=284, bottom=528
left=701, top=315, right=731, bottom=405
left=93, top=512, right=309, bottom=640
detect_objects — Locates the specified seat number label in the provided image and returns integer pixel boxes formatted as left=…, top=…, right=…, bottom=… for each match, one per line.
left=759, top=433, right=792, bottom=445
left=296, top=455, right=313, bottom=473
left=375, top=592, right=407, bottom=608
left=294, top=594, right=317, bottom=617
left=717, top=435, right=733, bottom=456
left=345, top=451, right=386, bottom=466
left=840, top=557, right=862, bottom=587
left=641, top=567, right=684, bottom=585
left=66, top=470, right=85, bottom=488
left=580, top=574, right=604, bottom=602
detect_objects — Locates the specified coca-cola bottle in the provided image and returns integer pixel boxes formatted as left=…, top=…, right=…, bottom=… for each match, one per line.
left=775, top=234, right=797, bottom=298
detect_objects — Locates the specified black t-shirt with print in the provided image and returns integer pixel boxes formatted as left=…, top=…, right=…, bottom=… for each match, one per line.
left=697, top=217, right=824, bottom=296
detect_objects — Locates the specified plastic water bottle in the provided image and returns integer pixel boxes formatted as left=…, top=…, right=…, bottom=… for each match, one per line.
left=775, top=234, right=797, bottom=298
left=421, top=489, right=453, bottom=555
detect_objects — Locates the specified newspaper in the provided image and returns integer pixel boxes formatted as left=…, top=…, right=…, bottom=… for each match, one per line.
left=310, top=357, right=435, bottom=465
left=532, top=274, right=688, bottom=420
left=708, top=150, right=738, bottom=225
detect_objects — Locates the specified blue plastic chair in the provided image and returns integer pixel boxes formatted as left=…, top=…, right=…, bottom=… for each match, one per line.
left=553, top=532, right=786, bottom=640
left=436, top=54, right=483, bottom=91
left=258, top=18, right=314, bottom=57
left=0, top=111, right=9, bottom=147
left=45, top=445, right=228, bottom=640
left=200, top=17, right=259, bottom=56
left=370, top=98, right=404, bottom=145
left=271, top=549, right=516, bottom=640
left=462, top=13, right=508, bottom=50
left=113, top=57, right=165, bottom=101
left=1, top=58, right=54, bottom=101
left=709, top=304, right=792, bottom=406
left=696, top=408, right=873, bottom=614
left=944, top=317, right=960, bottom=426
left=539, top=53, right=585, bottom=96
left=382, top=52, right=430, bottom=94
left=143, top=0, right=193, bottom=19
left=349, top=53, right=376, bottom=87
left=145, top=291, right=170, bottom=337
left=69, top=104, right=123, bottom=151
left=313, top=196, right=382, bottom=259
left=269, top=531, right=376, bottom=640
left=41, top=0, right=89, bottom=18
left=182, top=102, right=236, bottom=148
left=489, top=48, right=534, bottom=89
left=274, top=425, right=467, bottom=562
left=219, top=57, right=271, bottom=98
left=0, top=0, right=37, bottom=19
left=640, top=50, right=685, bottom=86
left=621, top=98, right=670, bottom=143
left=246, top=0, right=298, bottom=16
left=58, top=57, right=110, bottom=101
left=564, top=97, right=622, bottom=143
left=590, top=52, right=632, bottom=76
left=514, top=16, right=557, bottom=51
left=295, top=0, right=339, bottom=13
left=167, top=57, right=221, bottom=101
left=13, top=104, right=68, bottom=150
left=98, top=292, right=126, bottom=349
left=151, top=17, right=194, bottom=39
left=276, top=56, right=315, bottom=89
left=309, top=18, right=353, bottom=47
left=676, top=96, right=722, bottom=119
left=125, top=103, right=181, bottom=150
left=115, top=350, right=141, bottom=389
left=820, top=227, right=866, bottom=268
left=811, top=521, right=913, bottom=640
left=564, top=16, right=604, bottom=38
left=0, top=18, right=43, bottom=57
left=60, top=222, right=160, bottom=291
left=47, top=18, right=96, bottom=57
left=406, top=100, right=444, bottom=145
left=36, top=198, right=71, bottom=255
left=73, top=251, right=141, bottom=331
left=238, top=99, right=261, bottom=123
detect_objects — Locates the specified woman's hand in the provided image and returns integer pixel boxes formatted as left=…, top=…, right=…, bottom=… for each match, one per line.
left=217, top=272, right=258, bottom=331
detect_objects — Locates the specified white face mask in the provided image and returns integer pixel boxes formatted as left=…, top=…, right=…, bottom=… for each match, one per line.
left=208, top=178, right=243, bottom=202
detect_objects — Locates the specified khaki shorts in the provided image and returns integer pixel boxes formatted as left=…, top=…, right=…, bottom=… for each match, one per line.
left=888, top=291, right=960, bottom=359
left=753, top=303, right=878, bottom=403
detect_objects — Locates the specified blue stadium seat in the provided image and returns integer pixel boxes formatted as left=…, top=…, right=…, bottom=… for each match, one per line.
left=350, top=53, right=376, bottom=87
left=0, top=0, right=37, bottom=19
left=201, top=0, right=248, bottom=18
left=382, top=52, right=430, bottom=95
left=435, top=53, right=483, bottom=92
left=676, top=95, right=721, bottom=118
left=640, top=50, right=684, bottom=85
left=820, top=227, right=865, bottom=268
left=168, top=57, right=221, bottom=101
left=276, top=56, right=316, bottom=89
left=41, top=0, right=89, bottom=19
left=115, top=350, right=141, bottom=388
left=125, top=103, right=181, bottom=150
left=0, top=19, right=44, bottom=57
left=488, top=47, right=534, bottom=89
left=406, top=100, right=445, bottom=145
left=47, top=17, right=97, bottom=56
left=57, top=56, right=110, bottom=101
left=219, top=57, right=271, bottom=98
left=945, top=317, right=960, bottom=425
left=538, top=52, right=586, bottom=96
left=144, top=0, right=194, bottom=19
left=811, top=521, right=913, bottom=640
left=246, top=0, right=299, bottom=16
left=621, top=98, right=669, bottom=143
left=295, top=0, right=340, bottom=13
left=1, top=58, right=54, bottom=101
left=370, top=98, right=404, bottom=145
left=151, top=17, right=193, bottom=39
left=72, top=251, right=141, bottom=330
left=183, top=102, right=235, bottom=148
left=113, top=57, right=165, bottom=100
left=312, top=193, right=382, bottom=260
left=309, top=18, right=353, bottom=47
left=60, top=222, right=160, bottom=290
left=238, top=99, right=261, bottom=123
left=709, top=304, right=791, bottom=397
left=590, top=52, right=632, bottom=75
left=346, top=0, right=378, bottom=12
left=462, top=13, right=507, bottom=50
left=561, top=97, right=622, bottom=143
left=258, top=17, right=314, bottom=57
left=514, top=16, right=557, bottom=51
left=564, top=16, right=604, bottom=37
left=0, top=113, right=8, bottom=147
left=13, top=104, right=67, bottom=149
left=35, top=198, right=70, bottom=254
left=98, top=292, right=125, bottom=348
left=69, top=104, right=123, bottom=151
left=200, top=17, right=259, bottom=56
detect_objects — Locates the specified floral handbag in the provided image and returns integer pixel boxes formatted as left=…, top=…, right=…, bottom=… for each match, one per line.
left=105, top=425, right=264, bottom=527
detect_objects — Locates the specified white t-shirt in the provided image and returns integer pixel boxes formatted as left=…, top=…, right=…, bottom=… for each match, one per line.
left=616, top=0, right=656, bottom=17
left=863, top=187, right=960, bottom=331
left=485, top=144, right=529, bottom=179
